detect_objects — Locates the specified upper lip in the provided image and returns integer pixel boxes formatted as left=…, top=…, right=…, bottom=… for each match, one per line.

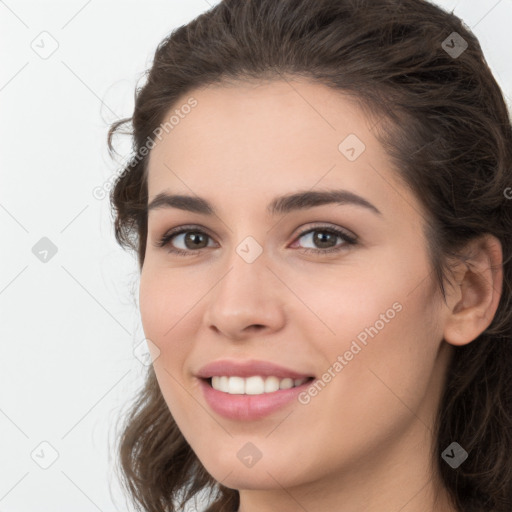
left=196, top=359, right=314, bottom=379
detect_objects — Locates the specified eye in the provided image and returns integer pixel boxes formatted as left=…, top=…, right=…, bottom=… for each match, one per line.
left=291, top=225, right=357, bottom=254
left=154, top=223, right=358, bottom=256
left=154, top=224, right=216, bottom=256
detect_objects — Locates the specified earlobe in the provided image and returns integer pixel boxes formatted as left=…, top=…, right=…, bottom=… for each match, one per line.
left=443, top=234, right=503, bottom=347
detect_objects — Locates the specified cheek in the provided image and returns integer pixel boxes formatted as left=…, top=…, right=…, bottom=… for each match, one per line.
left=138, top=269, right=194, bottom=389
left=287, top=259, right=403, bottom=351
left=308, top=251, right=442, bottom=412
left=139, top=271, right=201, bottom=435
left=139, top=275, right=167, bottom=356
left=139, top=265, right=198, bottom=340
left=323, top=276, right=442, bottom=433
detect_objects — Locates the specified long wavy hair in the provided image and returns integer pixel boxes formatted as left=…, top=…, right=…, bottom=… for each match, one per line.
left=107, top=0, right=512, bottom=510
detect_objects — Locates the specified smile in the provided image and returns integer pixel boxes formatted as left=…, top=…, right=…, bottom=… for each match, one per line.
left=199, top=376, right=316, bottom=421
left=209, top=375, right=312, bottom=395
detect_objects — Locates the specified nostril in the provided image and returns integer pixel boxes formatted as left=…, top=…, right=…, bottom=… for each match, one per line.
left=248, top=324, right=265, bottom=331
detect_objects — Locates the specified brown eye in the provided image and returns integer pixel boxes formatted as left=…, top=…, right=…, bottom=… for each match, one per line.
left=154, top=226, right=216, bottom=256
left=154, top=224, right=357, bottom=257
left=293, top=226, right=357, bottom=254
left=180, top=232, right=209, bottom=250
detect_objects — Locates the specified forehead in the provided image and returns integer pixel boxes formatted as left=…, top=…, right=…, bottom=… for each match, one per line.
left=148, top=79, right=378, bottom=168
left=145, top=79, right=416, bottom=220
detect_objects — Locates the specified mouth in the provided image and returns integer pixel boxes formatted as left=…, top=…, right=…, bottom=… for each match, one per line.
left=202, top=375, right=316, bottom=395
left=197, top=363, right=317, bottom=420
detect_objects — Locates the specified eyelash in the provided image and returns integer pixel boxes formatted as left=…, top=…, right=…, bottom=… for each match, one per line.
left=154, top=224, right=358, bottom=257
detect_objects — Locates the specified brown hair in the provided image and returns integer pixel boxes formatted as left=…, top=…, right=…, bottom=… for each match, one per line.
left=107, top=0, right=512, bottom=510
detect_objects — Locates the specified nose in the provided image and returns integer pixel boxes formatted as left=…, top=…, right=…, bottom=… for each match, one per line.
left=202, top=249, right=286, bottom=340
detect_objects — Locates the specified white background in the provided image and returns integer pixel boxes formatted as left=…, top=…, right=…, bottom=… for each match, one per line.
left=0, top=1, right=511, bottom=511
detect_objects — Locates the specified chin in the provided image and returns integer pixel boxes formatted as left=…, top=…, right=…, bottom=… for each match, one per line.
left=196, top=446, right=309, bottom=491
left=207, top=466, right=293, bottom=491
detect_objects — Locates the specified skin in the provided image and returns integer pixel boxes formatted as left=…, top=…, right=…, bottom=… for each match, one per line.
left=139, top=79, right=503, bottom=512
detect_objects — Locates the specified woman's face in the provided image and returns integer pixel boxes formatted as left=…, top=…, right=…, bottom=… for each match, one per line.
left=140, top=79, right=453, bottom=493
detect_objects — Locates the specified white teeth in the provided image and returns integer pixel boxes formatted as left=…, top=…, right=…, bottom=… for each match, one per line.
left=264, top=376, right=280, bottom=393
left=279, top=377, right=294, bottom=389
left=245, top=376, right=265, bottom=395
left=219, top=376, right=229, bottom=391
left=210, top=375, right=310, bottom=394
left=227, top=376, right=244, bottom=394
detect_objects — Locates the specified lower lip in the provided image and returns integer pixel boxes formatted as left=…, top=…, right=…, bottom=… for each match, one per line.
left=199, top=378, right=314, bottom=421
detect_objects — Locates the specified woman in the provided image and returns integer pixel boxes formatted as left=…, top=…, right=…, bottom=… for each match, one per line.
left=107, top=0, right=512, bottom=511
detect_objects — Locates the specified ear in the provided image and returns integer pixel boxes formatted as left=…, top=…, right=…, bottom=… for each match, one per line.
left=443, top=234, right=503, bottom=347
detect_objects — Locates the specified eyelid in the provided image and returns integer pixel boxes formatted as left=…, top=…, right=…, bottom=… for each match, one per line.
left=153, top=223, right=218, bottom=248
left=154, top=222, right=358, bottom=255
left=291, top=222, right=357, bottom=243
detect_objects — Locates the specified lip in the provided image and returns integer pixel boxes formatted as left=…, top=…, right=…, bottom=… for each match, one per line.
left=198, top=377, right=314, bottom=421
left=196, top=359, right=314, bottom=379
left=195, top=359, right=315, bottom=421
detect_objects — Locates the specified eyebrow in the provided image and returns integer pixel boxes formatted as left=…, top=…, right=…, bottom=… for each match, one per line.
left=147, top=189, right=382, bottom=217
